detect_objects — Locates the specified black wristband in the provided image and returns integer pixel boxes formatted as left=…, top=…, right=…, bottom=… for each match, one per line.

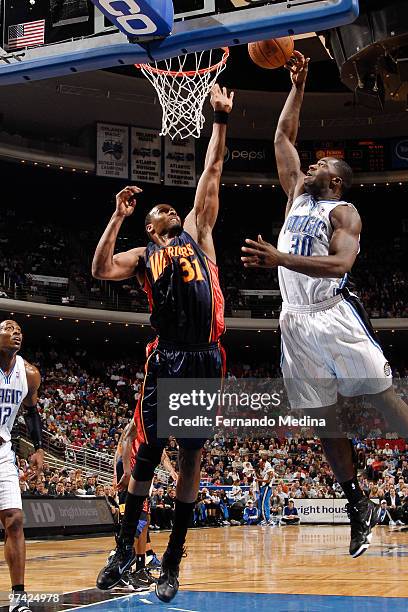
left=24, top=405, right=43, bottom=451
left=214, top=111, right=229, bottom=124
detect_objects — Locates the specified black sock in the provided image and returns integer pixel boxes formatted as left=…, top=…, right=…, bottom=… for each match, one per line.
left=136, top=554, right=145, bottom=571
left=119, top=492, right=147, bottom=547
left=11, top=585, right=24, bottom=592
left=167, top=500, right=195, bottom=552
left=340, top=476, right=365, bottom=505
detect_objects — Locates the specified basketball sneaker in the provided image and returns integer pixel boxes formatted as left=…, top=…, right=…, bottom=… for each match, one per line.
left=346, top=497, right=381, bottom=558
left=9, top=592, right=30, bottom=612
left=119, top=568, right=156, bottom=592
left=96, top=543, right=136, bottom=590
left=9, top=594, right=30, bottom=612
left=146, top=552, right=161, bottom=569
left=155, top=546, right=186, bottom=603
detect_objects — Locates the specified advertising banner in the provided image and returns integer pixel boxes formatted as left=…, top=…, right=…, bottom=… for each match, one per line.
left=391, top=138, right=408, bottom=169
left=294, top=498, right=349, bottom=524
left=0, top=497, right=114, bottom=533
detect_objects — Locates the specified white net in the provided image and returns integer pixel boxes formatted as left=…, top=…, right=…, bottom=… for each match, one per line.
left=138, top=48, right=229, bottom=140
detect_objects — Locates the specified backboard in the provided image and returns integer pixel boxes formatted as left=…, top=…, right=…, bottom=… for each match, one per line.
left=0, top=0, right=359, bottom=85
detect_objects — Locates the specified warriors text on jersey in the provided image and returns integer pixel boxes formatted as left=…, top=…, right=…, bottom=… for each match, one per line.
left=0, top=355, right=28, bottom=462
left=143, top=230, right=224, bottom=344
left=277, top=194, right=357, bottom=305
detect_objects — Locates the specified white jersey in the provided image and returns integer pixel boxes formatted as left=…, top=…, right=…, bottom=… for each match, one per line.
left=277, top=193, right=356, bottom=305
left=0, top=355, right=28, bottom=462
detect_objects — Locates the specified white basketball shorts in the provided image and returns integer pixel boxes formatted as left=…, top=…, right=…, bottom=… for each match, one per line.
left=0, top=448, right=22, bottom=511
left=280, top=294, right=392, bottom=409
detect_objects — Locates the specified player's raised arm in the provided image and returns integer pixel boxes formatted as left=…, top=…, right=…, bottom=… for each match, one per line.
left=274, top=51, right=310, bottom=215
left=183, top=84, right=234, bottom=261
left=92, top=186, right=146, bottom=281
left=241, top=205, right=361, bottom=277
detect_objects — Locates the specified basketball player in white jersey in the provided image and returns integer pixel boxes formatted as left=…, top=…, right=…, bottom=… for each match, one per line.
left=241, top=52, right=408, bottom=558
left=0, top=320, right=43, bottom=612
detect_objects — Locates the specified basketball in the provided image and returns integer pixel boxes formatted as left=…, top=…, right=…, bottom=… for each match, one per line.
left=248, top=36, right=295, bottom=69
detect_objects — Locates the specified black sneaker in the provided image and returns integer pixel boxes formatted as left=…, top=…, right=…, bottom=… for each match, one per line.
left=146, top=553, right=161, bottom=569
left=346, top=498, right=380, bottom=558
left=155, top=547, right=186, bottom=603
left=119, top=568, right=156, bottom=592
left=96, top=543, right=136, bottom=590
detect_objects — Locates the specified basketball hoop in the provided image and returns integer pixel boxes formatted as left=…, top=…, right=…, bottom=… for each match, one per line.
left=136, top=48, right=229, bottom=140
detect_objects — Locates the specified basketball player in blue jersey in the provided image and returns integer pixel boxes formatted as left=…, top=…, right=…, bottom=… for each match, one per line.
left=241, top=52, right=408, bottom=559
left=0, top=320, right=44, bottom=612
left=93, top=84, right=233, bottom=601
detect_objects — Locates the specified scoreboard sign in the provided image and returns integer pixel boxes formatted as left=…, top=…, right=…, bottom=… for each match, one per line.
left=298, top=139, right=387, bottom=173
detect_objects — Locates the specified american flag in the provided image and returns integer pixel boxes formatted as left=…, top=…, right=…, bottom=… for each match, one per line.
left=8, top=20, right=45, bottom=50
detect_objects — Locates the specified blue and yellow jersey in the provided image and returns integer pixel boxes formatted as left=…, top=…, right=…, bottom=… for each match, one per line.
left=143, top=230, right=224, bottom=345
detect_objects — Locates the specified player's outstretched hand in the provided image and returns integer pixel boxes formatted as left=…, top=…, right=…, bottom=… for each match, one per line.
left=286, top=50, right=310, bottom=88
left=115, top=186, right=142, bottom=217
left=210, top=84, right=234, bottom=113
left=241, top=235, right=281, bottom=268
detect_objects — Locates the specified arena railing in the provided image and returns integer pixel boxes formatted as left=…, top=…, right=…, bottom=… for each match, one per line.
left=1, top=270, right=140, bottom=312
left=16, top=421, right=114, bottom=484
left=2, top=276, right=408, bottom=328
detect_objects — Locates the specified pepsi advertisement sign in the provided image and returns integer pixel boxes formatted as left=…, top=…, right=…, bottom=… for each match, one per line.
left=391, top=138, right=408, bottom=169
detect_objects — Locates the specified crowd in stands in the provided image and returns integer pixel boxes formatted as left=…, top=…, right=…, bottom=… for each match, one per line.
left=22, top=347, right=141, bottom=454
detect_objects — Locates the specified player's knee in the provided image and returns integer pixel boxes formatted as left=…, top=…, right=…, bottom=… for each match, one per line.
left=3, top=510, right=23, bottom=536
left=132, top=443, right=162, bottom=481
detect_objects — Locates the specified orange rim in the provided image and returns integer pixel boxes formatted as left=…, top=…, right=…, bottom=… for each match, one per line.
left=135, top=47, right=229, bottom=77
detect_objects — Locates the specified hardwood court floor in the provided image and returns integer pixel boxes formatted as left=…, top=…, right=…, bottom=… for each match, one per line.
left=0, top=525, right=408, bottom=602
